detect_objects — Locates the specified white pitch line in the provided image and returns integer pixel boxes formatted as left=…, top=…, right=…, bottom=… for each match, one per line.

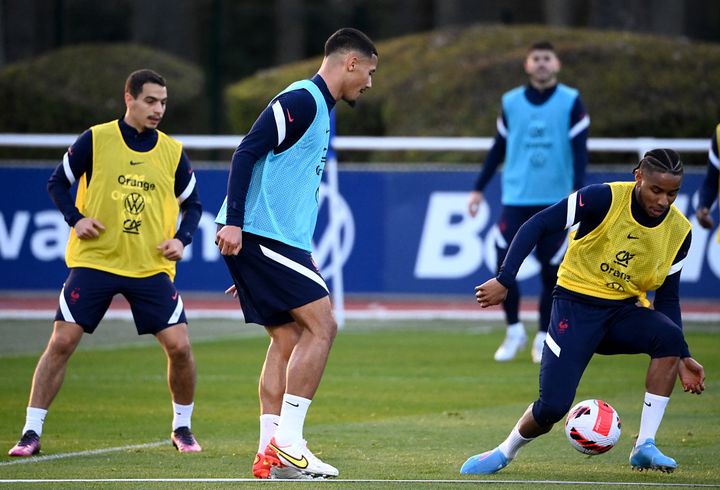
left=0, top=479, right=718, bottom=487
left=0, top=441, right=166, bottom=467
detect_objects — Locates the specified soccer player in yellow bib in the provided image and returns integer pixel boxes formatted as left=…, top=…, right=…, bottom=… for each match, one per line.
left=461, top=149, right=705, bottom=475
left=8, top=69, right=203, bottom=457
left=695, top=122, right=719, bottom=236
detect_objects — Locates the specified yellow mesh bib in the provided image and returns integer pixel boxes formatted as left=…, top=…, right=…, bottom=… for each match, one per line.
left=557, top=182, right=690, bottom=303
left=66, top=121, right=182, bottom=279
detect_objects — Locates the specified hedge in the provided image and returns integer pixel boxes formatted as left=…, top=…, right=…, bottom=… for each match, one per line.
left=225, top=24, right=720, bottom=162
left=0, top=43, right=207, bottom=136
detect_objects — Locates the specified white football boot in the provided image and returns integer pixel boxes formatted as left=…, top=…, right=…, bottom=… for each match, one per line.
left=267, top=437, right=338, bottom=478
left=494, top=323, right=527, bottom=362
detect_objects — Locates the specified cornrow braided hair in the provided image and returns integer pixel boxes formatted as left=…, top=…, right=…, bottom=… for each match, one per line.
left=633, top=148, right=684, bottom=177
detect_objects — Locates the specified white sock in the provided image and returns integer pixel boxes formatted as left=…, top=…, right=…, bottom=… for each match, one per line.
left=259, top=414, right=280, bottom=453
left=172, top=401, right=194, bottom=431
left=507, top=322, right=525, bottom=337
left=273, top=394, right=312, bottom=446
left=498, top=425, right=533, bottom=460
left=636, top=392, right=669, bottom=447
left=22, top=407, right=48, bottom=437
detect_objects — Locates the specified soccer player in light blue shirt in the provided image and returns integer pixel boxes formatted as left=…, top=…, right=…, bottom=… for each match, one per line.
left=215, top=28, right=377, bottom=479
left=467, top=41, right=590, bottom=364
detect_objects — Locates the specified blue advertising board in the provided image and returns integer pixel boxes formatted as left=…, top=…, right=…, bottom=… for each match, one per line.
left=1, top=166, right=718, bottom=297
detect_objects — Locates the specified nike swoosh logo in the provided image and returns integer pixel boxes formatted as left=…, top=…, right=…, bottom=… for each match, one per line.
left=644, top=401, right=652, bottom=407
left=172, top=292, right=178, bottom=300
left=130, top=160, right=144, bottom=165
left=627, top=233, right=640, bottom=239
left=285, top=401, right=300, bottom=408
left=578, top=193, right=585, bottom=207
left=269, top=443, right=309, bottom=469
left=286, top=108, right=294, bottom=123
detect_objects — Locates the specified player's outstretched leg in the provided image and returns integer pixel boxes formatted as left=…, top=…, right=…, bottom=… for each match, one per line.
left=461, top=447, right=510, bottom=474
left=629, top=438, right=677, bottom=473
left=8, top=431, right=41, bottom=457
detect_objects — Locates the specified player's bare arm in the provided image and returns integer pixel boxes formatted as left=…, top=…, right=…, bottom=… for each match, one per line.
left=216, top=225, right=243, bottom=256
left=678, top=357, right=705, bottom=395
left=157, top=238, right=184, bottom=261
left=467, top=191, right=484, bottom=218
left=74, top=217, right=105, bottom=239
left=475, top=278, right=508, bottom=308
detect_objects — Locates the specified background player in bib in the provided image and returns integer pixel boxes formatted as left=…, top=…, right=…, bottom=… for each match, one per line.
left=461, top=149, right=705, bottom=475
left=695, top=122, right=719, bottom=236
left=215, top=28, right=377, bottom=479
left=467, top=41, right=590, bottom=363
left=8, top=69, right=203, bottom=457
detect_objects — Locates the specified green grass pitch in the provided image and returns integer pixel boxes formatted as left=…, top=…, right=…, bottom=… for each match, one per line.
left=0, top=319, right=718, bottom=489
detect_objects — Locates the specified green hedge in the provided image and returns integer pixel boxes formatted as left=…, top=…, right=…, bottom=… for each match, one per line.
left=0, top=43, right=207, bottom=136
left=225, top=24, right=720, bottom=162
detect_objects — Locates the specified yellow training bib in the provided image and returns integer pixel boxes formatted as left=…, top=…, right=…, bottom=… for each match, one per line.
left=66, top=120, right=182, bottom=279
left=557, top=182, right=690, bottom=303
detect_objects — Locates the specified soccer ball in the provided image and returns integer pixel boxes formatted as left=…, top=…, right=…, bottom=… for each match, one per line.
left=564, top=399, right=621, bottom=455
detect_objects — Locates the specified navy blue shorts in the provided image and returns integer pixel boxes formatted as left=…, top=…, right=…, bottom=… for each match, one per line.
left=222, top=232, right=329, bottom=326
left=532, top=288, right=687, bottom=424
left=55, top=267, right=187, bottom=335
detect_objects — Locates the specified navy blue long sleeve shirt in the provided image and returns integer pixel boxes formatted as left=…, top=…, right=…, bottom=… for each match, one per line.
left=47, top=118, right=202, bottom=246
left=698, top=130, right=719, bottom=209
left=474, top=84, right=589, bottom=193
left=224, top=74, right=336, bottom=227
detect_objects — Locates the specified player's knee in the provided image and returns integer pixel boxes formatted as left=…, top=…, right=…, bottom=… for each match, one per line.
left=47, top=332, right=81, bottom=358
left=533, top=399, right=571, bottom=426
left=166, top=341, right=193, bottom=363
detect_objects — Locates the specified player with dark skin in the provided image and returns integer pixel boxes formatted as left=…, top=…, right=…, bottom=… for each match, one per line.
left=462, top=149, right=704, bottom=475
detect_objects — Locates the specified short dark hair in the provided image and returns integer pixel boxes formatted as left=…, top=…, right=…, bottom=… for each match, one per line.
left=634, top=148, right=684, bottom=177
left=528, top=41, right=555, bottom=52
left=125, top=69, right=166, bottom=98
left=324, top=28, right=377, bottom=59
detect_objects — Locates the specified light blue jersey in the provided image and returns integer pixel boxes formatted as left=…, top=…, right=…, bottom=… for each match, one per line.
left=216, top=80, right=330, bottom=251
left=501, top=83, right=578, bottom=206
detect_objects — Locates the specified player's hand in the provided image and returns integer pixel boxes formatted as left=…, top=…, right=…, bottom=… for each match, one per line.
left=157, top=238, right=184, bottom=261
left=468, top=191, right=484, bottom=218
left=225, top=284, right=238, bottom=298
left=74, top=217, right=106, bottom=239
left=695, top=207, right=714, bottom=230
left=678, top=357, right=705, bottom=395
left=475, top=278, right=508, bottom=308
left=216, top=225, right=243, bottom=256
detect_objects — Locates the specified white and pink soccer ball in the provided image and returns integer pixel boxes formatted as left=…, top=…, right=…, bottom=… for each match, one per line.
left=564, top=399, right=622, bottom=455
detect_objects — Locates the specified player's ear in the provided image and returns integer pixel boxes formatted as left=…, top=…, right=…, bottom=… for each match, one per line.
left=633, top=168, right=643, bottom=185
left=346, top=53, right=358, bottom=72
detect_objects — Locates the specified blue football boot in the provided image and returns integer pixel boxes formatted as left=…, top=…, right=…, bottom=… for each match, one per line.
left=629, top=439, right=677, bottom=473
left=460, top=448, right=509, bottom=475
